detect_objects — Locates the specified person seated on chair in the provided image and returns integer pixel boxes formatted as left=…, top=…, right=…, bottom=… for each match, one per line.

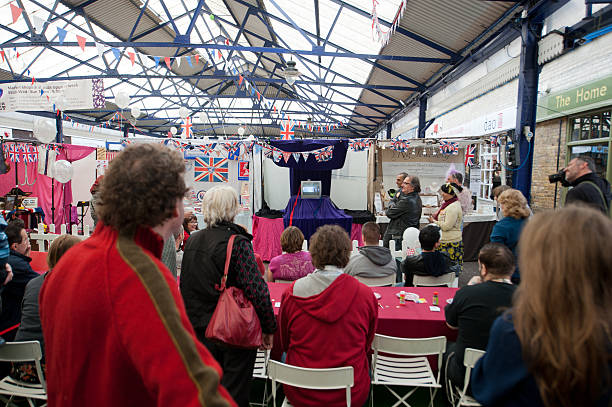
left=401, top=225, right=455, bottom=287
left=443, top=243, right=516, bottom=391
left=279, top=225, right=378, bottom=407
left=269, top=226, right=314, bottom=282
left=11, top=234, right=80, bottom=384
left=0, top=219, right=38, bottom=341
left=344, top=222, right=397, bottom=280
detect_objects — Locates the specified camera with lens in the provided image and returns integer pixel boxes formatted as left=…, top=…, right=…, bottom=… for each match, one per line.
left=548, top=170, right=571, bottom=186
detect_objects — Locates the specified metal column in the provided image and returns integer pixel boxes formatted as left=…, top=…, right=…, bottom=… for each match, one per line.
left=512, top=13, right=542, bottom=203
left=418, top=95, right=427, bottom=138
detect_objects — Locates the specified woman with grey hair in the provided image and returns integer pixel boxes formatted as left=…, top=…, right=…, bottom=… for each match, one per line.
left=180, top=185, right=276, bottom=407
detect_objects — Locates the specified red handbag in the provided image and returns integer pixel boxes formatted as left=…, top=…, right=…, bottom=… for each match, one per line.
left=205, top=235, right=263, bottom=349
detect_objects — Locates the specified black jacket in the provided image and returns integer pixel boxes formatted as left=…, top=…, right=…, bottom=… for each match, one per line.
left=180, top=221, right=276, bottom=338
left=385, top=191, right=422, bottom=236
left=566, top=172, right=611, bottom=214
left=402, top=251, right=455, bottom=286
left=0, top=250, right=38, bottom=339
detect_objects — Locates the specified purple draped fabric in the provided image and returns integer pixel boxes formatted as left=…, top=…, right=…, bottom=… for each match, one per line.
left=283, top=195, right=352, bottom=240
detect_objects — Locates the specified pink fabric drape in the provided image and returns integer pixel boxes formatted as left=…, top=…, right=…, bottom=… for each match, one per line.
left=350, top=223, right=364, bottom=247
left=0, top=143, right=95, bottom=229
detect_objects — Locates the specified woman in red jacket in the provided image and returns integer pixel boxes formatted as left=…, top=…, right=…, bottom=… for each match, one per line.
left=279, top=225, right=378, bottom=407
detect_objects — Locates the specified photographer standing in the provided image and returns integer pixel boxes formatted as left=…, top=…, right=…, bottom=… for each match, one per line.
left=563, top=155, right=611, bottom=214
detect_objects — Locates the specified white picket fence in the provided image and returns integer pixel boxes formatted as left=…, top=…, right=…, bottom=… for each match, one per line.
left=30, top=223, right=91, bottom=252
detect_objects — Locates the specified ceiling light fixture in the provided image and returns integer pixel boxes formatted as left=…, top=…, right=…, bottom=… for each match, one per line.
left=282, top=59, right=301, bottom=86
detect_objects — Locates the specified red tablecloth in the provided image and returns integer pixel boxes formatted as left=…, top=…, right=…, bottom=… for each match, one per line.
left=267, top=283, right=458, bottom=340
left=253, top=216, right=365, bottom=261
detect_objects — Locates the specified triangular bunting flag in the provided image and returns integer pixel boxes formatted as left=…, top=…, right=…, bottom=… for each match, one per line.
left=217, top=49, right=222, bottom=60
left=0, top=51, right=4, bottom=62
left=301, top=152, right=309, bottom=161
left=95, top=42, right=105, bottom=60
left=76, top=35, right=87, bottom=51
left=239, top=75, right=243, bottom=85
left=187, top=56, right=193, bottom=67
left=195, top=54, right=200, bottom=64
left=57, top=27, right=67, bottom=45
left=153, top=56, right=160, bottom=67
left=257, top=92, right=261, bottom=100
left=176, top=56, right=181, bottom=68
left=292, top=152, right=300, bottom=162
left=164, top=57, right=171, bottom=69
left=10, top=3, right=23, bottom=24
left=282, top=152, right=292, bottom=163
left=128, top=51, right=135, bottom=66
left=32, top=15, right=45, bottom=33
left=111, top=47, right=121, bottom=61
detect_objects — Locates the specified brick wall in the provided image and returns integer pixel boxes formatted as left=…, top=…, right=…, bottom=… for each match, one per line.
left=530, top=118, right=566, bottom=211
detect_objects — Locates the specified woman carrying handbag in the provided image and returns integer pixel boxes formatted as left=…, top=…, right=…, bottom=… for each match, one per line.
left=180, top=186, right=276, bottom=407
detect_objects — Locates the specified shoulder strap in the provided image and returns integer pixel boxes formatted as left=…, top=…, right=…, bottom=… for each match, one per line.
left=582, top=181, right=610, bottom=214
left=215, top=234, right=236, bottom=292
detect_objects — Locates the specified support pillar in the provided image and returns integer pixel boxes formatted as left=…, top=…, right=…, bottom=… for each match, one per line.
left=418, top=95, right=427, bottom=138
left=512, top=12, right=542, bottom=203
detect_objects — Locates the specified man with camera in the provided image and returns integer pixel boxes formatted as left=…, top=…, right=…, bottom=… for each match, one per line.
left=552, top=155, right=611, bottom=214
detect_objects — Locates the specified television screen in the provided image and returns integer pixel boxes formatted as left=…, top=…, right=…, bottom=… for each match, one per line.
left=301, top=181, right=321, bottom=199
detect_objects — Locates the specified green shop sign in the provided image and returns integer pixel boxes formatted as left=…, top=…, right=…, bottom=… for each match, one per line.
left=537, top=75, right=612, bottom=121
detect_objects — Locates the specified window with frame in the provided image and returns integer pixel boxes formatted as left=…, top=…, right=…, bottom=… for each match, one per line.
left=567, top=108, right=611, bottom=181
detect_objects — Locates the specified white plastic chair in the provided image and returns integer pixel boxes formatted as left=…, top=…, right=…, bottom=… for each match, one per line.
left=455, top=348, right=485, bottom=407
left=413, top=272, right=455, bottom=287
left=402, top=227, right=420, bottom=255
left=0, top=341, right=47, bottom=407
left=249, top=350, right=270, bottom=407
left=274, top=279, right=294, bottom=284
left=371, top=334, right=446, bottom=407
left=355, top=274, right=396, bottom=287
left=267, top=360, right=353, bottom=407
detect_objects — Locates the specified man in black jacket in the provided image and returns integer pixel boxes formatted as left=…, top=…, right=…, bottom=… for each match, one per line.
left=564, top=155, right=611, bottom=214
left=383, top=175, right=422, bottom=249
left=0, top=219, right=37, bottom=341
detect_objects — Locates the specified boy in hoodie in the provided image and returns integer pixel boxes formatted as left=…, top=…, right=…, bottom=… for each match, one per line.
left=344, top=222, right=397, bottom=279
left=401, top=225, right=455, bottom=286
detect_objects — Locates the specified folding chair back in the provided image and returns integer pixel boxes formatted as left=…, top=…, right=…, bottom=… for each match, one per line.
left=274, top=279, right=294, bottom=284
left=267, top=360, right=353, bottom=407
left=456, top=348, right=485, bottom=407
left=413, top=272, right=455, bottom=287
left=355, top=274, right=396, bottom=287
left=0, top=341, right=47, bottom=406
left=371, top=334, right=447, bottom=407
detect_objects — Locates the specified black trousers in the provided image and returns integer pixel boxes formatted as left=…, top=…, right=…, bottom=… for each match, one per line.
left=201, top=337, right=257, bottom=407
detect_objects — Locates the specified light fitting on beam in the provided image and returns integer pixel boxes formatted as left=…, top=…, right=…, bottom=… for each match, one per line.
left=282, top=60, right=301, bottom=86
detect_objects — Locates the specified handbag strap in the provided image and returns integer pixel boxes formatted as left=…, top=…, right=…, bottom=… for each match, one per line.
left=215, top=234, right=236, bottom=292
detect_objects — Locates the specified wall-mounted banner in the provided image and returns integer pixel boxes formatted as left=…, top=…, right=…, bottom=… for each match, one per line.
left=0, top=78, right=105, bottom=112
left=427, top=107, right=517, bottom=139
left=238, top=161, right=249, bottom=180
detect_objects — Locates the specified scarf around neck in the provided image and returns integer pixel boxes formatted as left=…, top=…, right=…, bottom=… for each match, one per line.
left=433, top=196, right=458, bottom=221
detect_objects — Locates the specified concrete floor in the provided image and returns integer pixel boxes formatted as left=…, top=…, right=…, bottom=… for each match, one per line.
left=458, top=262, right=479, bottom=287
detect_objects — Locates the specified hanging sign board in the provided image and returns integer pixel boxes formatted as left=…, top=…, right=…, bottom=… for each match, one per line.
left=0, top=79, right=105, bottom=112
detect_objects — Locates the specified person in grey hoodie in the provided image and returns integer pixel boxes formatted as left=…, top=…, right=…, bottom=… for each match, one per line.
left=344, top=222, right=397, bottom=278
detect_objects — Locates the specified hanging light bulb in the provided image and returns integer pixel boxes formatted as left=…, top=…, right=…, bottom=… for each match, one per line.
left=423, top=147, right=427, bottom=156
left=432, top=147, right=437, bottom=156
left=412, top=148, right=416, bottom=155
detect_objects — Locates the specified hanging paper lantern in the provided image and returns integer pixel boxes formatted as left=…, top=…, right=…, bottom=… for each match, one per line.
left=115, top=91, right=130, bottom=109
left=33, top=118, right=56, bottom=144
left=179, top=106, right=190, bottom=119
left=198, top=111, right=208, bottom=123
left=170, top=126, right=178, bottom=136
left=130, top=106, right=141, bottom=118
left=54, top=160, right=73, bottom=183
left=237, top=125, right=245, bottom=136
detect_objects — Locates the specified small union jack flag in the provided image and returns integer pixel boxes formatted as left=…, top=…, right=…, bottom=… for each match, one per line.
left=26, top=145, right=38, bottom=163
left=194, top=157, right=228, bottom=182
left=465, top=144, right=476, bottom=167
left=280, top=119, right=294, bottom=140
left=180, top=117, right=192, bottom=139
left=8, top=144, right=20, bottom=162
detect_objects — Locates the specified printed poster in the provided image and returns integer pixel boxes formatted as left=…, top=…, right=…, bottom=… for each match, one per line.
left=238, top=161, right=249, bottom=180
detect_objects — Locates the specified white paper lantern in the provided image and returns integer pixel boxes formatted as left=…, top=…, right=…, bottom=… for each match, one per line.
left=54, top=96, right=67, bottom=111
left=170, top=126, right=178, bottom=136
left=197, top=112, right=208, bottom=123
left=115, top=91, right=130, bottom=109
left=54, top=160, right=73, bottom=183
left=246, top=134, right=255, bottom=141
left=179, top=106, right=190, bottom=119
left=130, top=106, right=141, bottom=118
left=237, top=125, right=245, bottom=136
left=33, top=118, right=56, bottom=144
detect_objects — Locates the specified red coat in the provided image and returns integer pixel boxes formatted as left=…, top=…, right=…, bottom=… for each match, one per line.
left=279, top=274, right=378, bottom=407
left=40, top=224, right=236, bottom=407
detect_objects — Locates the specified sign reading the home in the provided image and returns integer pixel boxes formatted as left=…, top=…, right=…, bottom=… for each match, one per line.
left=537, top=76, right=612, bottom=121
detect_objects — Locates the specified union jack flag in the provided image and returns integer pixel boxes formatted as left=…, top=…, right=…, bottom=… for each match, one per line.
left=490, top=135, right=499, bottom=147
left=464, top=144, right=476, bottom=167
left=194, top=157, right=228, bottom=182
left=280, top=119, right=294, bottom=140
left=7, top=144, right=20, bottom=162
left=180, top=117, right=192, bottom=139
left=196, top=143, right=217, bottom=156
left=25, top=145, right=38, bottom=163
